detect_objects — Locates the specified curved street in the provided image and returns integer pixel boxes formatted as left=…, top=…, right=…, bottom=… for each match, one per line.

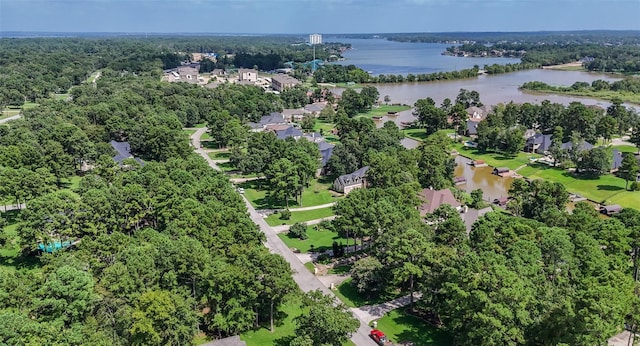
left=191, top=127, right=374, bottom=345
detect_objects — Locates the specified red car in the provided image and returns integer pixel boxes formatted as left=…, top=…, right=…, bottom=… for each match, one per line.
left=370, top=329, right=388, bottom=346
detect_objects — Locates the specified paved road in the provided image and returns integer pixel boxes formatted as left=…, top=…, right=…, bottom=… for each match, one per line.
left=351, top=293, right=422, bottom=324
left=0, top=114, right=21, bottom=124
left=191, top=127, right=374, bottom=345
left=0, top=203, right=26, bottom=212
left=288, top=202, right=336, bottom=211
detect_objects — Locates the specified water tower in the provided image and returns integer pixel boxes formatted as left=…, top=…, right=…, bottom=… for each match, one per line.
left=309, top=34, right=322, bottom=72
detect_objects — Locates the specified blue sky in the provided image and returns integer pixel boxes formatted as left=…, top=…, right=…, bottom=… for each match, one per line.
left=1, top=0, right=638, bottom=33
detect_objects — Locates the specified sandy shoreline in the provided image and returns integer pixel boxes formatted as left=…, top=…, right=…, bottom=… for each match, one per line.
left=542, top=61, right=583, bottom=70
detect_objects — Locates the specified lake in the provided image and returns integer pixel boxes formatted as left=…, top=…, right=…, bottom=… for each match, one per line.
left=328, top=38, right=521, bottom=75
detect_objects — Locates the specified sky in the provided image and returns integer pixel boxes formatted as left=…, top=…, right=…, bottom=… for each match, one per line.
left=0, top=0, right=639, bottom=34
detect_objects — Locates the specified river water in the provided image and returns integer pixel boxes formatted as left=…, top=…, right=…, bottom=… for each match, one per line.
left=334, top=38, right=630, bottom=209
left=329, top=38, right=521, bottom=75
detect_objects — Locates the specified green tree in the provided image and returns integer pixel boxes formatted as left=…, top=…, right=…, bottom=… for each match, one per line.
left=382, top=228, right=431, bottom=311
left=266, top=158, right=301, bottom=208
left=630, top=126, right=640, bottom=154
left=130, top=290, right=197, bottom=346
left=596, top=115, right=618, bottom=143
left=300, top=113, right=316, bottom=131
left=620, top=152, right=639, bottom=190
left=576, top=146, right=612, bottom=176
left=350, top=256, right=385, bottom=299
left=294, top=290, right=359, bottom=346
left=417, top=132, right=454, bottom=189
left=289, top=222, right=308, bottom=240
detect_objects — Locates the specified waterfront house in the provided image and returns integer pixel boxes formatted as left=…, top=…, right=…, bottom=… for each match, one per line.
left=334, top=166, right=369, bottom=194
left=418, top=188, right=462, bottom=216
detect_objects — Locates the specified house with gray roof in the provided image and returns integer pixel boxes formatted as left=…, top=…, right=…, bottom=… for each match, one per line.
left=466, top=119, right=479, bottom=136
left=282, top=108, right=305, bottom=122
left=248, top=112, right=286, bottom=131
left=317, top=140, right=335, bottom=175
left=275, top=126, right=303, bottom=140
left=525, top=133, right=553, bottom=153
left=561, top=140, right=594, bottom=151
left=304, top=102, right=327, bottom=114
left=334, top=166, right=369, bottom=194
left=110, top=140, right=144, bottom=166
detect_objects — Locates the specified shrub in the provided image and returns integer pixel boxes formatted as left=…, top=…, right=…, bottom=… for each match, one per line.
left=289, top=222, right=308, bottom=240
left=280, top=209, right=291, bottom=220
left=317, top=253, right=332, bottom=264
left=631, top=182, right=640, bottom=191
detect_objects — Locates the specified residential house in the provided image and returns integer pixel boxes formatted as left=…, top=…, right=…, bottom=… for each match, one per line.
left=275, top=126, right=303, bottom=140
left=466, top=119, right=479, bottom=136
left=466, top=105, right=491, bottom=121
left=525, top=133, right=553, bottom=153
left=418, top=188, right=462, bottom=216
left=176, top=66, right=199, bottom=83
left=462, top=207, right=493, bottom=234
left=561, top=140, right=594, bottom=152
left=282, top=108, right=306, bottom=122
left=271, top=74, right=301, bottom=92
left=611, top=149, right=624, bottom=171
left=304, top=102, right=327, bottom=115
left=211, top=69, right=226, bottom=77
left=238, top=69, right=258, bottom=82
left=333, top=166, right=369, bottom=194
left=110, top=140, right=144, bottom=166
left=248, top=112, right=286, bottom=132
left=303, top=132, right=324, bottom=143
left=317, top=140, right=335, bottom=176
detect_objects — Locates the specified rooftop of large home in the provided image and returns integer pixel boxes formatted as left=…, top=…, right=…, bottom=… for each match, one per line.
left=110, top=140, right=144, bottom=166
left=275, top=126, right=303, bottom=140
left=419, top=188, right=462, bottom=216
left=318, top=140, right=335, bottom=167
left=248, top=112, right=286, bottom=130
left=271, top=74, right=300, bottom=85
left=335, top=166, right=369, bottom=187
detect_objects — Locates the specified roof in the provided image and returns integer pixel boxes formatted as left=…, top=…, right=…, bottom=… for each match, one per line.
left=336, top=166, right=370, bottom=187
left=282, top=108, right=305, bottom=117
left=271, top=74, right=300, bottom=85
left=318, top=140, right=335, bottom=166
left=248, top=112, right=286, bottom=129
left=110, top=140, right=142, bottom=164
left=601, top=204, right=623, bottom=213
left=466, top=119, right=478, bottom=135
left=200, top=335, right=246, bottom=346
left=611, top=149, right=623, bottom=170
left=276, top=126, right=304, bottom=140
left=304, top=102, right=327, bottom=113
left=463, top=207, right=492, bottom=234
left=238, top=68, right=257, bottom=74
left=494, top=167, right=509, bottom=173
left=419, top=188, right=462, bottom=215
left=525, top=133, right=553, bottom=152
left=561, top=140, right=594, bottom=151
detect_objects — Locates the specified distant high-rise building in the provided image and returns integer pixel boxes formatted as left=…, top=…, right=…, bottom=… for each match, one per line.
left=309, top=33, right=322, bottom=45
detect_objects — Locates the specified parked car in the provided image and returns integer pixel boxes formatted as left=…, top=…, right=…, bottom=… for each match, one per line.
left=237, top=187, right=245, bottom=194
left=370, top=329, right=387, bottom=346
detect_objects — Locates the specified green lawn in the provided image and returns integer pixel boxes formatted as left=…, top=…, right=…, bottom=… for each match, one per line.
left=611, top=144, right=639, bottom=154
left=313, top=119, right=335, bottom=134
left=183, top=129, right=197, bottom=136
left=359, top=105, right=411, bottom=118
left=207, top=151, right=231, bottom=160
left=193, top=123, right=207, bottom=128
left=200, top=132, right=212, bottom=140
left=520, top=163, right=640, bottom=206
left=304, top=261, right=316, bottom=273
left=375, top=308, right=452, bottom=346
left=328, top=264, right=352, bottom=275
left=333, top=278, right=405, bottom=308
left=217, top=161, right=239, bottom=173
left=402, top=128, right=429, bottom=142
left=522, top=88, right=640, bottom=105
left=240, top=296, right=354, bottom=346
left=452, top=142, right=542, bottom=170
left=240, top=178, right=339, bottom=209
left=278, top=226, right=343, bottom=253
left=266, top=207, right=335, bottom=227
left=0, top=210, right=41, bottom=272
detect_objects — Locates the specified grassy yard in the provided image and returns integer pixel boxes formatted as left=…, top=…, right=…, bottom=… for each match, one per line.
left=359, top=105, right=411, bottom=118
left=521, top=88, right=640, bottom=105
left=0, top=210, right=41, bottom=272
left=183, top=129, right=197, bottom=136
left=610, top=144, right=639, bottom=154
left=519, top=163, right=640, bottom=207
left=402, top=128, right=429, bottom=142
left=375, top=308, right=452, bottom=346
left=240, top=296, right=354, bottom=346
left=278, top=226, right=343, bottom=253
left=217, top=161, right=239, bottom=173
left=200, top=132, right=212, bottom=140
left=333, top=278, right=405, bottom=308
left=266, top=207, right=335, bottom=227
left=207, top=151, right=231, bottom=160
left=240, top=178, right=339, bottom=209
left=452, top=142, right=542, bottom=170
left=313, top=119, right=335, bottom=134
